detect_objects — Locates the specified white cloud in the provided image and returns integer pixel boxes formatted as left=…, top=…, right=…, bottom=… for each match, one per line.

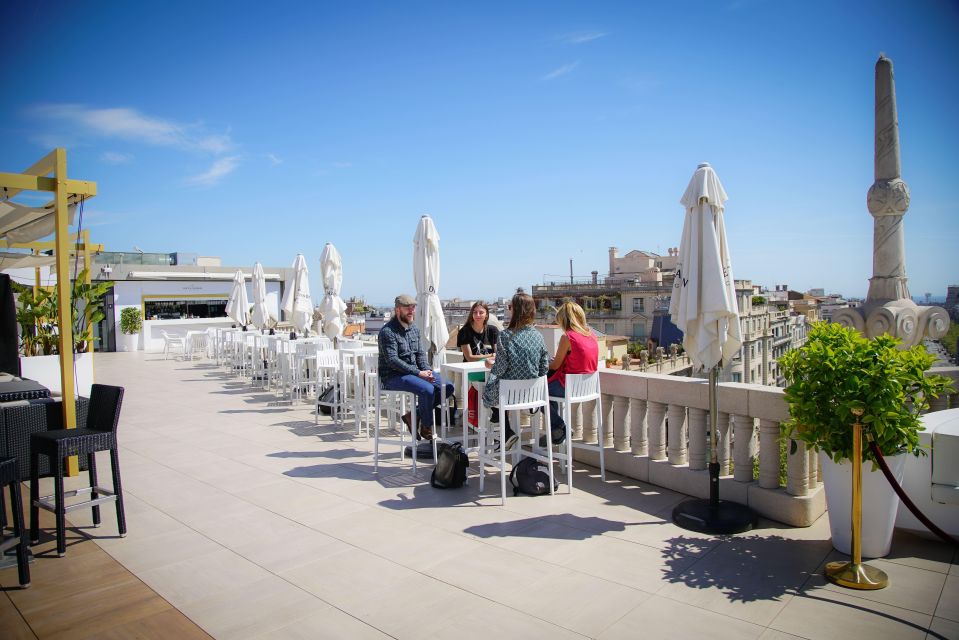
left=542, top=61, right=580, bottom=81
left=184, top=156, right=241, bottom=187
left=266, top=153, right=283, bottom=165
left=101, top=151, right=134, bottom=164
left=557, top=31, right=607, bottom=45
left=30, top=104, right=233, bottom=154
left=332, top=161, right=353, bottom=168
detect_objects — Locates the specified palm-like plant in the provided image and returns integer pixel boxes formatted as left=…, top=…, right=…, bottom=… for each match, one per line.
left=13, top=269, right=113, bottom=355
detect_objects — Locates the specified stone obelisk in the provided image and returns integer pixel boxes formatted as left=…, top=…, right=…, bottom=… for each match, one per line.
left=833, top=55, right=948, bottom=346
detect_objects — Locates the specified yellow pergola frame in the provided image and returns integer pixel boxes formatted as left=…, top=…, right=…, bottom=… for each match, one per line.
left=0, top=149, right=97, bottom=475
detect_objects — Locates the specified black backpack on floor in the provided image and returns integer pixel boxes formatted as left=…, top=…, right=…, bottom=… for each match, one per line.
left=317, top=385, right=339, bottom=415
left=509, top=457, right=558, bottom=496
left=430, top=442, right=469, bottom=489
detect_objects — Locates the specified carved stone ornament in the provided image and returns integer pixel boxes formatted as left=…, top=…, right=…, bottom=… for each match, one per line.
left=867, top=178, right=910, bottom=216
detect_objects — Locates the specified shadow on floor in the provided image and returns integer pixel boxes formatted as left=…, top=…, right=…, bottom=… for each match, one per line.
left=660, top=534, right=829, bottom=603
left=464, top=513, right=635, bottom=540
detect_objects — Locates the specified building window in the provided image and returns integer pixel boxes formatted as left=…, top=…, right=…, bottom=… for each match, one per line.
left=632, top=297, right=645, bottom=312
left=143, top=298, right=228, bottom=320
left=732, top=373, right=741, bottom=383
left=632, top=323, right=646, bottom=339
left=605, top=323, right=614, bottom=335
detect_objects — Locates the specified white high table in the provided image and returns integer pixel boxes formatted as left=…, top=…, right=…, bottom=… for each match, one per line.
left=339, top=345, right=378, bottom=434
left=440, top=360, right=488, bottom=451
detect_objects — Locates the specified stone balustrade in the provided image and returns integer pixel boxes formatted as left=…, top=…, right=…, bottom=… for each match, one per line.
left=563, top=365, right=959, bottom=527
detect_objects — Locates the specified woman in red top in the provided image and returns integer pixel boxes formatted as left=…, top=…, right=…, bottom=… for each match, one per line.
left=545, top=301, right=599, bottom=445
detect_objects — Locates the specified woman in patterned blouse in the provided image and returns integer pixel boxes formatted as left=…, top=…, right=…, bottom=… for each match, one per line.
left=482, top=292, right=550, bottom=451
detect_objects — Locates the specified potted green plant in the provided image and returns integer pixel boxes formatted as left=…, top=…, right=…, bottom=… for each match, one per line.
left=119, top=307, right=143, bottom=352
left=780, top=322, right=952, bottom=557
left=12, top=269, right=113, bottom=395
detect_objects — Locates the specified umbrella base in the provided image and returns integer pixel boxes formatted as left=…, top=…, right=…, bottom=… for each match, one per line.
left=403, top=443, right=436, bottom=460
left=672, top=498, right=756, bottom=535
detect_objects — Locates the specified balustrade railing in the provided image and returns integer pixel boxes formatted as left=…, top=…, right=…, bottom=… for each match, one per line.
left=566, top=365, right=959, bottom=527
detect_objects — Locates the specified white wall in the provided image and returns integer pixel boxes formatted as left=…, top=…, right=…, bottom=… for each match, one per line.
left=112, top=279, right=282, bottom=346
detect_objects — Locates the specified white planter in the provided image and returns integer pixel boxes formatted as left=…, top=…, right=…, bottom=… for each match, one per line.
left=118, top=332, right=139, bottom=352
left=19, top=351, right=95, bottom=397
left=820, top=450, right=906, bottom=558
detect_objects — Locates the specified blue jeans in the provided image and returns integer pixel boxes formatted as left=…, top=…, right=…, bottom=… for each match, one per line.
left=381, top=371, right=454, bottom=428
left=548, top=380, right=569, bottom=438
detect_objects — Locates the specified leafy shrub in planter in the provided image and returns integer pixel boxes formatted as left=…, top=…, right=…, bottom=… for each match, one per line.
left=120, top=307, right=143, bottom=335
left=779, top=322, right=953, bottom=464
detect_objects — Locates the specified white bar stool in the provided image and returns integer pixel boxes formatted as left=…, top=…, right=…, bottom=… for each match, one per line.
left=549, top=372, right=605, bottom=483
left=478, top=376, right=558, bottom=505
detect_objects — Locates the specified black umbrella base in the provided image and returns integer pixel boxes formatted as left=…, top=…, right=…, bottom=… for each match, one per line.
left=403, top=442, right=436, bottom=460
left=672, top=498, right=757, bottom=535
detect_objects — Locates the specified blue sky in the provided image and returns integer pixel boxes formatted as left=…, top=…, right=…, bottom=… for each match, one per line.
left=2, top=1, right=957, bottom=305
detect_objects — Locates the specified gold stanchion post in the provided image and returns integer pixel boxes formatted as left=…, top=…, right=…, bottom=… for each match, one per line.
left=824, top=407, right=889, bottom=590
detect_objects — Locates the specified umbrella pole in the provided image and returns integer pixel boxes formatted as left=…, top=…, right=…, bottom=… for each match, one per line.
left=709, top=365, right=720, bottom=508
left=672, top=362, right=756, bottom=534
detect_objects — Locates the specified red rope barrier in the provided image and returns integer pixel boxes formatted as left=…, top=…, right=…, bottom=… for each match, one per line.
left=867, top=438, right=958, bottom=547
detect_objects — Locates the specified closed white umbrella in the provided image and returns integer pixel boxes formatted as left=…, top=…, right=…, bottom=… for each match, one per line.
left=670, top=162, right=742, bottom=370
left=225, top=269, right=250, bottom=327
left=250, top=262, right=275, bottom=330
left=669, top=162, right=753, bottom=534
left=281, top=254, right=313, bottom=335
left=318, top=243, right=346, bottom=340
left=413, top=215, right=449, bottom=368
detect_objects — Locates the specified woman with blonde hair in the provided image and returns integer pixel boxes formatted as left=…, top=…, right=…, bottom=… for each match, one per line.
left=481, top=292, right=550, bottom=451
left=545, top=300, right=598, bottom=445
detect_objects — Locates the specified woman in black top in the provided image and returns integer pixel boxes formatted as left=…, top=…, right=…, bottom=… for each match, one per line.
left=457, top=301, right=500, bottom=362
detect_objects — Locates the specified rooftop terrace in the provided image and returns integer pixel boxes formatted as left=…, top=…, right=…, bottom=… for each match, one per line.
left=2, top=352, right=957, bottom=639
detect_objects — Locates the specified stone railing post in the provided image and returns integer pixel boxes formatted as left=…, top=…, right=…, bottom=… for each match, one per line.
left=629, top=398, right=647, bottom=456
left=786, top=437, right=810, bottom=496
left=667, top=403, right=688, bottom=465
left=716, top=410, right=731, bottom=475
left=647, top=400, right=667, bottom=460
left=593, top=395, right=610, bottom=445
left=758, top=418, right=781, bottom=489
left=571, top=402, right=583, bottom=441
left=612, top=395, right=629, bottom=450
left=687, top=407, right=707, bottom=470
left=732, top=414, right=756, bottom=482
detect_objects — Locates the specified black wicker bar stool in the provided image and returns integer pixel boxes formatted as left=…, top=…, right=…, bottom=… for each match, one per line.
left=29, top=384, right=126, bottom=557
left=0, top=456, right=30, bottom=586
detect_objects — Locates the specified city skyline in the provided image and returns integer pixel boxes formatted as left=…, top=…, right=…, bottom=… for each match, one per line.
left=2, top=1, right=957, bottom=305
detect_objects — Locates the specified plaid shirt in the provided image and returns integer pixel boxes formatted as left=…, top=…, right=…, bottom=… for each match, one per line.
left=482, top=325, right=549, bottom=407
left=377, top=316, right=430, bottom=382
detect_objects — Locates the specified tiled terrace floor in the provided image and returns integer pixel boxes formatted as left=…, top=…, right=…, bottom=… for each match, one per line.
left=5, top=352, right=957, bottom=639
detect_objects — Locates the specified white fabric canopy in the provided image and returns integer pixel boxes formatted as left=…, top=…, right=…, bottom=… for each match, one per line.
left=413, top=215, right=449, bottom=368
left=317, top=243, right=346, bottom=340
left=250, top=262, right=275, bottom=330
left=669, top=163, right=742, bottom=371
left=0, top=251, right=57, bottom=270
left=225, top=269, right=251, bottom=327
left=281, top=254, right=313, bottom=334
left=0, top=201, right=76, bottom=243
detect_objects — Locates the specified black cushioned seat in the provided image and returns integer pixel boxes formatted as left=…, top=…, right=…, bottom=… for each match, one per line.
left=30, top=384, right=126, bottom=557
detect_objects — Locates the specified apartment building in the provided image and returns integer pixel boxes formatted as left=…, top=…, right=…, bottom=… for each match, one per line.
left=531, top=247, right=677, bottom=342
left=532, top=248, right=810, bottom=387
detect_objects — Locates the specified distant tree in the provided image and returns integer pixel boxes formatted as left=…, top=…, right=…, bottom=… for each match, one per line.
left=938, top=321, right=959, bottom=360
